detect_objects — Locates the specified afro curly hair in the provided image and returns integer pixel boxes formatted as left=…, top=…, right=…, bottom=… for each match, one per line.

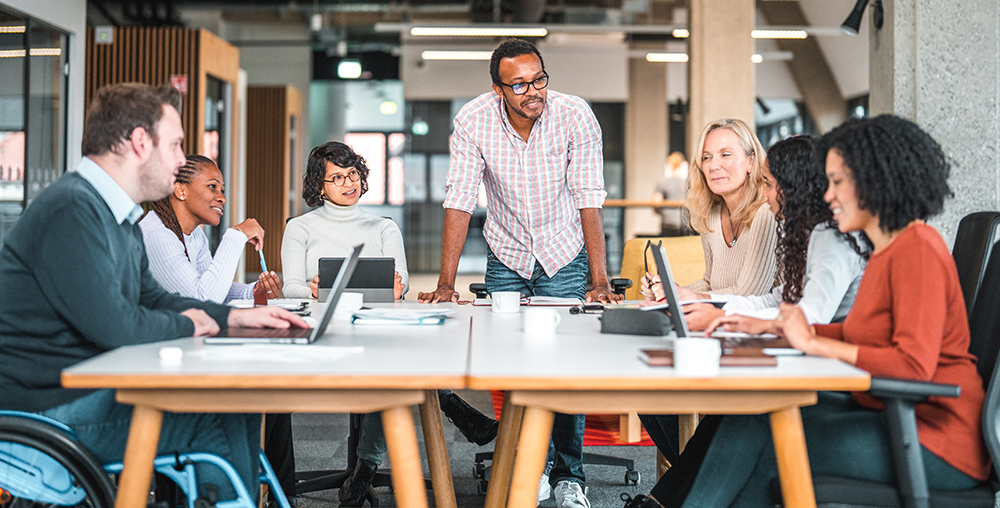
left=816, top=114, right=952, bottom=234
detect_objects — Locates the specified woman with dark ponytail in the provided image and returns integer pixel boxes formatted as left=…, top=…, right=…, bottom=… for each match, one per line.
left=140, top=154, right=282, bottom=303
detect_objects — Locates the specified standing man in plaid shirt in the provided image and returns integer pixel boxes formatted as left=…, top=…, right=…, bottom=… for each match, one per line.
left=418, top=38, right=622, bottom=508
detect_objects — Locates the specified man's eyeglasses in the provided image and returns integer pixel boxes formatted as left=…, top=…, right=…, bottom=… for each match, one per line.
left=323, top=169, right=361, bottom=187
left=499, top=73, right=549, bottom=96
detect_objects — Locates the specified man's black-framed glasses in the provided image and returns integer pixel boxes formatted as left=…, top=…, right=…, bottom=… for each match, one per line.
left=323, top=169, right=361, bottom=187
left=500, top=72, right=549, bottom=95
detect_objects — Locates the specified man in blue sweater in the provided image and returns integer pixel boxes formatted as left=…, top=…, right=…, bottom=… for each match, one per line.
left=0, top=82, right=306, bottom=501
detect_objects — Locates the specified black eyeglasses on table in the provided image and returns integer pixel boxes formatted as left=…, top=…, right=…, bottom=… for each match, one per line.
left=499, top=73, right=549, bottom=95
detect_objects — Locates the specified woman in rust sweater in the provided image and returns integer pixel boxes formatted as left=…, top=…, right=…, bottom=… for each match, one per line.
left=624, top=115, right=989, bottom=508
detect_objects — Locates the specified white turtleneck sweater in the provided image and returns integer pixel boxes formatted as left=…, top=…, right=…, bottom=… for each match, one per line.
left=280, top=201, right=408, bottom=299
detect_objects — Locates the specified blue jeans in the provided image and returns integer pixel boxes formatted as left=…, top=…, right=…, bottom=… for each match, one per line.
left=486, top=246, right=588, bottom=486
left=41, top=390, right=261, bottom=501
left=662, top=392, right=980, bottom=508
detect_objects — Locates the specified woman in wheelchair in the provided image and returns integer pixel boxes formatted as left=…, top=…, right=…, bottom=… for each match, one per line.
left=625, top=116, right=990, bottom=508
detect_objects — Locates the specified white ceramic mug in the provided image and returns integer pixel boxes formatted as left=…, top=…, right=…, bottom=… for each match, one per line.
left=523, top=307, right=562, bottom=335
left=491, top=291, right=522, bottom=313
left=674, top=337, right=722, bottom=377
left=334, top=291, right=364, bottom=319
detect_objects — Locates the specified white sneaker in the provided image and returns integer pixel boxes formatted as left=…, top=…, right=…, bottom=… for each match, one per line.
left=554, top=480, right=590, bottom=508
left=538, top=473, right=552, bottom=503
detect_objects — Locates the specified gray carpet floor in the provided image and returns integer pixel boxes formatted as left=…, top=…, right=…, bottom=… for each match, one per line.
left=291, top=389, right=657, bottom=507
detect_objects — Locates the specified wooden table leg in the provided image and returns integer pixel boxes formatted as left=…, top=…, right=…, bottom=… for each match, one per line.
left=485, top=391, right=524, bottom=508
left=770, top=406, right=816, bottom=508
left=381, top=405, right=430, bottom=508
left=418, top=390, right=456, bottom=508
left=114, top=404, right=163, bottom=508
left=507, top=406, right=555, bottom=508
left=678, top=412, right=699, bottom=453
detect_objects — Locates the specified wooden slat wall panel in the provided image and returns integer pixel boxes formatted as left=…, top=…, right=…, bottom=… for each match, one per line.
left=246, top=86, right=290, bottom=274
left=85, top=27, right=201, bottom=155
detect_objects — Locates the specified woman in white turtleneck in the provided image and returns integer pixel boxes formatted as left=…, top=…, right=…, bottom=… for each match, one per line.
left=281, top=141, right=407, bottom=299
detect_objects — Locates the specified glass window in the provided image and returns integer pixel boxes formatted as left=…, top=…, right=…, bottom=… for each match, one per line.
left=0, top=8, right=68, bottom=245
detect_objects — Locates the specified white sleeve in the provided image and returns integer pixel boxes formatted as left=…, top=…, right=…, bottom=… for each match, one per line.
left=280, top=219, right=313, bottom=298
left=142, top=218, right=250, bottom=303
left=721, top=286, right=783, bottom=320
left=796, top=228, right=865, bottom=324
left=379, top=219, right=409, bottom=296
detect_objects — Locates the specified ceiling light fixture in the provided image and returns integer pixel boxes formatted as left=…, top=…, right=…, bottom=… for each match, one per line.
left=337, top=60, right=362, bottom=79
left=420, top=50, right=493, bottom=61
left=751, top=29, right=808, bottom=39
left=410, top=26, right=548, bottom=37
left=0, top=25, right=26, bottom=33
left=841, top=0, right=884, bottom=35
left=671, top=28, right=689, bottom=38
left=0, top=48, right=62, bottom=58
left=645, top=52, right=688, bottom=63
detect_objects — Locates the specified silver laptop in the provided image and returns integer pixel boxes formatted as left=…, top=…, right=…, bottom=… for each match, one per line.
left=205, top=244, right=363, bottom=345
left=317, top=257, right=395, bottom=303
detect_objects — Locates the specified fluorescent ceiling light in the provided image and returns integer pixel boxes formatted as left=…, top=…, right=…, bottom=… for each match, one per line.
left=751, top=54, right=764, bottom=63
left=671, top=28, right=689, bottom=38
left=0, top=48, right=62, bottom=58
left=410, top=26, right=548, bottom=37
left=337, top=60, right=362, bottom=79
left=646, top=52, right=688, bottom=63
left=421, top=50, right=493, bottom=61
left=752, top=29, right=808, bottom=39
left=0, top=25, right=26, bottom=33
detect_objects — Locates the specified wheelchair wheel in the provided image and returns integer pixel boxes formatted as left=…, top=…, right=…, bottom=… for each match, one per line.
left=0, top=415, right=116, bottom=508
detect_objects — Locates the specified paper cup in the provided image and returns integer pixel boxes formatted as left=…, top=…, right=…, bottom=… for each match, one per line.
left=335, top=292, right=364, bottom=319
left=524, top=307, right=561, bottom=336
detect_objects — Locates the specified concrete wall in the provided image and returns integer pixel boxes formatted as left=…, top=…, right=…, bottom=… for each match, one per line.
left=870, top=0, right=1000, bottom=246
left=3, top=0, right=86, bottom=168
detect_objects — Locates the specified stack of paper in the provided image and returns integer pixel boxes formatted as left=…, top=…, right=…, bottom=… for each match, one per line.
left=351, top=308, right=455, bottom=326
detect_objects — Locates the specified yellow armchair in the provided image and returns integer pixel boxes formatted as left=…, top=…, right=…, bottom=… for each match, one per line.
left=619, top=235, right=705, bottom=301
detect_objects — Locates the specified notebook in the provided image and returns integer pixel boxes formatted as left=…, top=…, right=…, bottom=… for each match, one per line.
left=205, top=244, right=363, bottom=345
left=317, top=257, right=395, bottom=303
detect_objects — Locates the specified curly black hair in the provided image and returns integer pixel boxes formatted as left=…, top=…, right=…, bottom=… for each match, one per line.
left=303, top=141, right=370, bottom=208
left=490, top=38, right=545, bottom=86
left=768, top=136, right=870, bottom=304
left=817, top=114, right=952, bottom=234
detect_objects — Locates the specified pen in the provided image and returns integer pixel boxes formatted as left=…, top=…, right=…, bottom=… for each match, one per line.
left=258, top=249, right=268, bottom=273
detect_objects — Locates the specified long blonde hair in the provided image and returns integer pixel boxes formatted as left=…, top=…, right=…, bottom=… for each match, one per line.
left=685, top=118, right=768, bottom=234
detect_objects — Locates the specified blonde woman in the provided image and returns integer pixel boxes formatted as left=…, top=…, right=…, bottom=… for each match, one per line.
left=643, top=119, right=779, bottom=330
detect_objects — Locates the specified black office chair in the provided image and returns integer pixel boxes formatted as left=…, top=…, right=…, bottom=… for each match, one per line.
left=952, top=211, right=1000, bottom=319
left=771, top=244, right=1000, bottom=508
left=468, top=280, right=642, bottom=494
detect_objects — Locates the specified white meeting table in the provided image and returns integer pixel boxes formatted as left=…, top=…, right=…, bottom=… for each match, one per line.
left=62, top=301, right=466, bottom=508
left=464, top=306, right=871, bottom=508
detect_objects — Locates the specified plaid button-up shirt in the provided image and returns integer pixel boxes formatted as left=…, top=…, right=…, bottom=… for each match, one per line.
left=444, top=90, right=606, bottom=279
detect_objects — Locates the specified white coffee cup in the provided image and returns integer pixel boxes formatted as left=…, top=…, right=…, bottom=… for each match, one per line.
left=673, top=337, right=722, bottom=377
left=491, top=291, right=522, bottom=313
left=523, top=307, right=562, bottom=335
left=334, top=292, right=364, bottom=319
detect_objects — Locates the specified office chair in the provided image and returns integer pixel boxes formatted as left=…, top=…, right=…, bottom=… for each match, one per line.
left=771, top=244, right=1000, bottom=508
left=0, top=410, right=291, bottom=508
left=952, top=211, right=1000, bottom=319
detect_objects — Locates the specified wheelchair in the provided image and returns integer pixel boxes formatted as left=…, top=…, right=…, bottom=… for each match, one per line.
left=0, top=411, right=290, bottom=508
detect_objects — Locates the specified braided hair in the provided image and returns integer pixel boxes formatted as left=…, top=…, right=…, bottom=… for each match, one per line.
left=768, top=136, right=871, bottom=304
left=147, top=154, right=215, bottom=260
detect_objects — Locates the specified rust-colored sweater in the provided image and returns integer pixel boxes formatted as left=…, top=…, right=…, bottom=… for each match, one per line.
left=815, top=224, right=990, bottom=481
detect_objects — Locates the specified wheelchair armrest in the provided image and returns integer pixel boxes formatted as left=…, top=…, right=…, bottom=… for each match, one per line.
left=469, top=283, right=489, bottom=299
left=610, top=278, right=632, bottom=296
left=869, top=376, right=961, bottom=402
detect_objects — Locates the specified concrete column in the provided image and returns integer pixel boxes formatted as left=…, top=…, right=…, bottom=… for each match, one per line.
left=869, top=0, right=1000, bottom=245
left=687, top=0, right=755, bottom=159
left=624, top=45, right=668, bottom=239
